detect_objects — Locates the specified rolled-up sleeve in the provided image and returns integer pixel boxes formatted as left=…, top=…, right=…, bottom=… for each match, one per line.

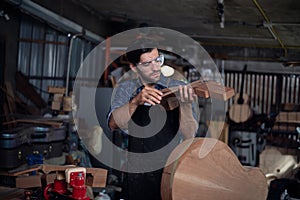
left=106, top=81, right=136, bottom=127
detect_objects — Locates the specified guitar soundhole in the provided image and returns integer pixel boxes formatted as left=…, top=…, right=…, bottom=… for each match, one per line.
left=237, top=98, right=244, bottom=105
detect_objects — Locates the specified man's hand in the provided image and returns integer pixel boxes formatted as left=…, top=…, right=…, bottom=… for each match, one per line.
left=178, top=85, right=197, bottom=103
left=178, top=85, right=198, bottom=139
left=131, top=85, right=163, bottom=106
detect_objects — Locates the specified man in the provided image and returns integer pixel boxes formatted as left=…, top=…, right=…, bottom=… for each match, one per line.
left=107, top=38, right=198, bottom=200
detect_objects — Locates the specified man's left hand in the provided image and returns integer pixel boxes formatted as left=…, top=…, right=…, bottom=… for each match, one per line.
left=178, top=85, right=197, bottom=103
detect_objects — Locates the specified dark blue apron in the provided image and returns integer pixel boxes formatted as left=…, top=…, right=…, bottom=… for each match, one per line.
left=124, top=85, right=181, bottom=200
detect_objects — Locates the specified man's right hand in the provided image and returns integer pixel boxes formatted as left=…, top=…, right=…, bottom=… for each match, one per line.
left=130, top=85, right=163, bottom=106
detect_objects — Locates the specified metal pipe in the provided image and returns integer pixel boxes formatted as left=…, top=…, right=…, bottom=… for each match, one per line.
left=66, top=33, right=83, bottom=96
left=263, top=22, right=277, bottom=40
left=252, top=0, right=288, bottom=57
left=264, top=22, right=300, bottom=26
left=200, top=41, right=300, bottom=50
left=191, top=34, right=275, bottom=42
left=5, top=0, right=103, bottom=43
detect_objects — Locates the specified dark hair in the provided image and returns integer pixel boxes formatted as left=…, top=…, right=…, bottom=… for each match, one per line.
left=126, top=38, right=159, bottom=66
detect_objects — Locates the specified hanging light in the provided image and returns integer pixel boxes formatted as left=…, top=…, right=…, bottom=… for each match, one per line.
left=216, top=0, right=225, bottom=28
left=0, top=9, right=10, bottom=21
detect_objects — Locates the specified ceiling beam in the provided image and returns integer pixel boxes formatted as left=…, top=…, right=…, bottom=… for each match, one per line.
left=5, top=0, right=105, bottom=43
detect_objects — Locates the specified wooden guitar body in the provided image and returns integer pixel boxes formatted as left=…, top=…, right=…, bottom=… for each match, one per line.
left=229, top=93, right=252, bottom=123
left=228, top=64, right=252, bottom=123
left=161, top=138, right=268, bottom=200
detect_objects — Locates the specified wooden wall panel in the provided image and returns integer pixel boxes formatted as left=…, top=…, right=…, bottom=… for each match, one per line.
left=225, top=71, right=299, bottom=115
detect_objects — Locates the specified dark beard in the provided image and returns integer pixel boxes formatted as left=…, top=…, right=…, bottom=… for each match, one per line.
left=136, top=69, right=161, bottom=84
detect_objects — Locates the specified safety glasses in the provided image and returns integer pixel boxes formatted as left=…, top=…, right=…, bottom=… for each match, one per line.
left=137, top=54, right=164, bottom=67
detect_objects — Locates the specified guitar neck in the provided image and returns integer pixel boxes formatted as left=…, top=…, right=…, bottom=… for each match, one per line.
left=161, top=80, right=234, bottom=101
left=161, top=80, right=203, bottom=97
left=238, top=64, right=248, bottom=101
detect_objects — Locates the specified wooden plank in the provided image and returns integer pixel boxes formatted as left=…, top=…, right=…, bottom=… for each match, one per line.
left=40, top=164, right=107, bottom=188
left=262, top=75, right=266, bottom=113
left=16, top=175, right=42, bottom=188
left=249, top=74, right=253, bottom=107
left=288, top=76, right=292, bottom=103
left=85, top=167, right=108, bottom=188
left=298, top=77, right=300, bottom=104
left=63, top=96, right=72, bottom=111
left=232, top=73, right=236, bottom=97
left=0, top=186, right=24, bottom=199
left=7, top=164, right=41, bottom=176
left=195, top=81, right=235, bottom=101
left=51, top=101, right=61, bottom=110
left=15, top=71, right=47, bottom=109
left=285, top=76, right=288, bottom=103
left=271, top=75, right=275, bottom=107
left=3, top=119, right=63, bottom=128
left=253, top=74, right=257, bottom=108
left=257, top=75, right=261, bottom=109
left=266, top=75, right=270, bottom=114
left=48, top=86, right=66, bottom=94
left=295, top=77, right=298, bottom=104
left=1, top=85, right=40, bottom=115
left=273, top=123, right=298, bottom=131
left=1, top=84, right=16, bottom=127
left=7, top=164, right=107, bottom=188
left=276, top=112, right=300, bottom=123
left=227, top=73, right=233, bottom=106
left=3, top=102, right=13, bottom=127
left=4, top=82, right=17, bottom=113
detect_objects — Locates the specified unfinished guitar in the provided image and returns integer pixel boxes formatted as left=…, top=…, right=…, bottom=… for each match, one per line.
left=161, top=138, right=268, bottom=200
left=229, top=64, right=252, bottom=123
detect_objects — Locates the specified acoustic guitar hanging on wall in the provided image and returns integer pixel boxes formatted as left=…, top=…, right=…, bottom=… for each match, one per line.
left=229, top=64, right=252, bottom=123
